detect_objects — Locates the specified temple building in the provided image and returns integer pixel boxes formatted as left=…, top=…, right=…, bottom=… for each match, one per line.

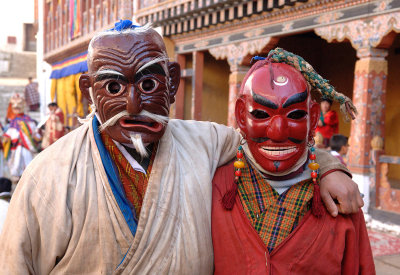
left=38, top=0, right=400, bottom=223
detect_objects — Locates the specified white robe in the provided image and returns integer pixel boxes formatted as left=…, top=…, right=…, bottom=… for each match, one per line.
left=0, top=118, right=240, bottom=274
left=4, top=119, right=37, bottom=177
left=0, top=199, right=9, bottom=233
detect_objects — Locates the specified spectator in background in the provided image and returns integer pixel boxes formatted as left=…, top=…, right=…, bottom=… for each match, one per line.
left=24, top=77, right=40, bottom=112
left=41, top=103, right=66, bottom=149
left=316, top=96, right=339, bottom=147
left=0, top=177, right=11, bottom=233
left=329, top=134, right=349, bottom=165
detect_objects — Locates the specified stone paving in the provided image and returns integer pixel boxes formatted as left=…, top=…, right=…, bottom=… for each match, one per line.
left=369, top=229, right=400, bottom=274
left=375, top=254, right=400, bottom=274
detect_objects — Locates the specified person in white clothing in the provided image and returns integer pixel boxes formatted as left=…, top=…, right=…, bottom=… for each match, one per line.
left=0, top=178, right=11, bottom=233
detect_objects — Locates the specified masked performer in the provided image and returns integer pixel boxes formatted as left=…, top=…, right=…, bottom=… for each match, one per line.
left=0, top=22, right=363, bottom=274
left=212, top=49, right=374, bottom=274
left=2, top=94, right=39, bottom=181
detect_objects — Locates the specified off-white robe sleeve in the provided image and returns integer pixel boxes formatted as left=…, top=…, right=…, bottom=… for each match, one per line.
left=209, top=123, right=241, bottom=169
left=0, top=165, right=72, bottom=274
left=316, top=148, right=351, bottom=176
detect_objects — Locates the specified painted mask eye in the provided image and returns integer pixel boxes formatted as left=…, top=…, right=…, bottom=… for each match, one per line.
left=250, top=110, right=270, bottom=119
left=106, top=81, right=122, bottom=94
left=287, top=110, right=307, bottom=120
left=139, top=78, right=158, bottom=93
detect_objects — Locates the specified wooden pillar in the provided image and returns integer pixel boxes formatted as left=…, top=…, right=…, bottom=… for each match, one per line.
left=119, top=0, right=132, bottom=19
left=228, top=64, right=248, bottom=127
left=175, top=54, right=186, bottom=119
left=348, top=47, right=388, bottom=175
left=192, top=51, right=204, bottom=120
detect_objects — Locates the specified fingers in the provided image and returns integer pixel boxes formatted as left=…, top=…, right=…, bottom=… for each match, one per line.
left=320, top=171, right=363, bottom=215
left=336, top=193, right=353, bottom=215
left=338, top=179, right=362, bottom=214
left=321, top=189, right=338, bottom=217
left=357, top=193, right=365, bottom=208
left=350, top=181, right=364, bottom=211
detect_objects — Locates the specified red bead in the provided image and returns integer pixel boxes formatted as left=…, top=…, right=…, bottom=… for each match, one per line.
left=237, top=152, right=243, bottom=159
left=235, top=170, right=242, bottom=177
left=310, top=154, right=316, bottom=160
left=311, top=172, right=318, bottom=178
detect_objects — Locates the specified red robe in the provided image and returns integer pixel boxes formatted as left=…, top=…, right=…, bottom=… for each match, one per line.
left=316, top=110, right=339, bottom=139
left=212, top=162, right=375, bottom=275
left=42, top=108, right=65, bottom=149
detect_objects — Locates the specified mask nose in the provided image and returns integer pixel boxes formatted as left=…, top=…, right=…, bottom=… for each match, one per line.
left=126, top=85, right=142, bottom=114
left=266, top=115, right=289, bottom=142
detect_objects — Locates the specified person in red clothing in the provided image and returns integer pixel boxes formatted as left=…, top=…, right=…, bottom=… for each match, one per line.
left=316, top=96, right=339, bottom=146
left=212, top=49, right=374, bottom=274
left=41, top=103, right=66, bottom=149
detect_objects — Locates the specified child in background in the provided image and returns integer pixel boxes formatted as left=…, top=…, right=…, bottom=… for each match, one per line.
left=329, top=134, right=349, bottom=165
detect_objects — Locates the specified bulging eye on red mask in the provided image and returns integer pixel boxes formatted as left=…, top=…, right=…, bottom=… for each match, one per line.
left=235, top=62, right=320, bottom=174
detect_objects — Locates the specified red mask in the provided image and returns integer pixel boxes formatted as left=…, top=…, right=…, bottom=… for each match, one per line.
left=235, top=62, right=320, bottom=173
left=79, top=29, right=180, bottom=144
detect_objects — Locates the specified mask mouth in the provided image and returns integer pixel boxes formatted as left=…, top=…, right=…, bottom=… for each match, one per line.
left=122, top=118, right=154, bottom=127
left=120, top=115, right=164, bottom=132
left=257, top=144, right=300, bottom=160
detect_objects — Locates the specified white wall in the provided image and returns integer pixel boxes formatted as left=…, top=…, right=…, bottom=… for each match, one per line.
left=0, top=0, right=35, bottom=52
left=37, top=0, right=52, bottom=120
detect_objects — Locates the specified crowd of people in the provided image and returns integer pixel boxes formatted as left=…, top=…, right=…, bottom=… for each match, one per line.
left=0, top=81, right=68, bottom=230
left=0, top=20, right=372, bottom=274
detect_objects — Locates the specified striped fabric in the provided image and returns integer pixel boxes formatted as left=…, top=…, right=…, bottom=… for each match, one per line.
left=238, top=157, right=314, bottom=252
left=101, top=132, right=157, bottom=218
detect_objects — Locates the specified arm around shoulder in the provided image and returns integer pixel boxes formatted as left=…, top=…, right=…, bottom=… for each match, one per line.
left=211, top=123, right=241, bottom=168
left=316, top=148, right=349, bottom=176
left=316, top=149, right=364, bottom=215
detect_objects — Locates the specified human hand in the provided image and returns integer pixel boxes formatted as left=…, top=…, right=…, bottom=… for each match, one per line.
left=318, top=120, right=323, bottom=127
left=320, top=171, right=364, bottom=217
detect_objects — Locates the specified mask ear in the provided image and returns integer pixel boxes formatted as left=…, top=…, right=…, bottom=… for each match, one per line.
left=235, top=98, right=247, bottom=133
left=167, top=62, right=181, bottom=104
left=309, top=101, right=320, bottom=133
left=79, top=74, right=92, bottom=104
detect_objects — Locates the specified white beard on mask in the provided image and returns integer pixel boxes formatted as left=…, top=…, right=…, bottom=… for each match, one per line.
left=129, top=133, right=149, bottom=158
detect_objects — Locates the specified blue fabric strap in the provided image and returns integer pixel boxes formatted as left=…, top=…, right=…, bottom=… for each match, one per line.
left=108, top=19, right=140, bottom=31
left=251, top=56, right=267, bottom=64
left=92, top=117, right=138, bottom=235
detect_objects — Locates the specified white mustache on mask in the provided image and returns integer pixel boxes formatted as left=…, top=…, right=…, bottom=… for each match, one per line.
left=98, top=110, right=169, bottom=132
